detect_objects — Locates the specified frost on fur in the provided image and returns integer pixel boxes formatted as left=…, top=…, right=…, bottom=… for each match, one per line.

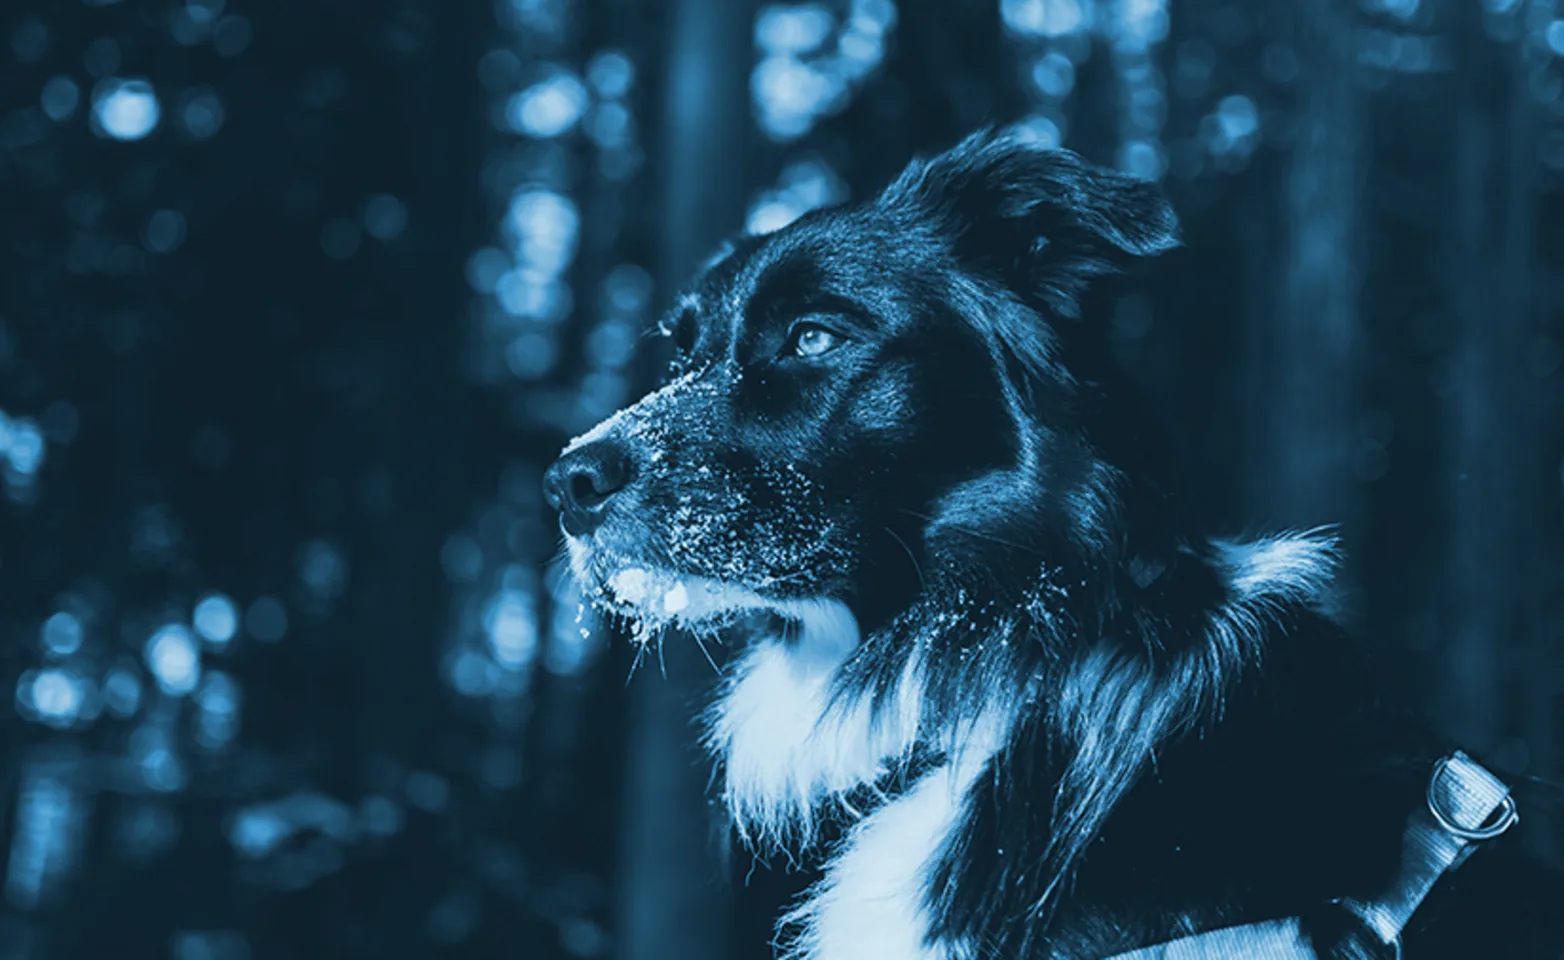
left=562, top=368, right=856, bottom=645
left=596, top=563, right=780, bottom=646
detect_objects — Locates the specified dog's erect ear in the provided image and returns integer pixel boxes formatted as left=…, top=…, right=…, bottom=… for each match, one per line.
left=879, top=126, right=1180, bottom=316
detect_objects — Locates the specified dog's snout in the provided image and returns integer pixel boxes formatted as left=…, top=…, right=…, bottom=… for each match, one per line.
left=544, top=440, right=635, bottom=536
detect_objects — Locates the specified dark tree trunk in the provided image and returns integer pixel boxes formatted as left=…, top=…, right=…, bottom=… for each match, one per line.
left=1437, top=3, right=1555, bottom=865
left=613, top=0, right=756, bottom=957
left=1241, top=0, right=1365, bottom=533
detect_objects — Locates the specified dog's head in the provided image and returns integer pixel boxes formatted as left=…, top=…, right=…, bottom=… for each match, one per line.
left=544, top=127, right=1180, bottom=644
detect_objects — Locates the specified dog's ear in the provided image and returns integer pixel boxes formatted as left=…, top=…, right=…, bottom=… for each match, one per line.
left=879, top=126, right=1180, bottom=317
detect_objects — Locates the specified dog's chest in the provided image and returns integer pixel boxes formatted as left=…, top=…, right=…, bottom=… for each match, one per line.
left=708, top=621, right=922, bottom=848
left=780, top=762, right=974, bottom=960
left=708, top=630, right=984, bottom=959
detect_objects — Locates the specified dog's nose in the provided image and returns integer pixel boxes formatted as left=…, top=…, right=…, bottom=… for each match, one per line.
left=543, top=440, right=635, bottom=536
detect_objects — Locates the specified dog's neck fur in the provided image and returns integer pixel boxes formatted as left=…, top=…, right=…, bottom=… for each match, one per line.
left=705, top=529, right=1411, bottom=958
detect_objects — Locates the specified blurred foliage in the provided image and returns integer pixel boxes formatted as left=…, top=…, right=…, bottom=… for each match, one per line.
left=0, top=0, right=1561, bottom=958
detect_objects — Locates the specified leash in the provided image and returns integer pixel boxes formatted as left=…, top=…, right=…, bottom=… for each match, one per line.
left=1107, top=751, right=1520, bottom=959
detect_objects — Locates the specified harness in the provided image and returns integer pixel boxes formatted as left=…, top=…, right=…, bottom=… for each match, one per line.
left=1108, top=752, right=1520, bottom=959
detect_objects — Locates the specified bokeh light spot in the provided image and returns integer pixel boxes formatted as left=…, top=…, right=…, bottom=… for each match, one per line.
left=145, top=210, right=188, bottom=254
left=93, top=79, right=161, bottom=142
left=363, top=194, right=409, bottom=240
left=102, top=668, right=143, bottom=718
left=298, top=540, right=348, bottom=599
left=1031, top=52, right=1076, bottom=98
left=485, top=588, right=538, bottom=669
left=586, top=101, right=631, bottom=148
left=508, top=71, right=589, bottom=138
left=449, top=649, right=497, bottom=697
left=586, top=50, right=634, bottom=98
left=466, top=248, right=510, bottom=294
left=1120, top=139, right=1165, bottom=180
left=11, top=20, right=50, bottom=63
left=746, top=199, right=799, bottom=235
left=212, top=15, right=253, bottom=57
left=40, top=77, right=81, bottom=122
left=140, top=746, right=186, bottom=792
left=603, top=264, right=653, bottom=313
left=229, top=808, right=289, bottom=859
left=40, top=402, right=79, bottom=444
left=358, top=795, right=403, bottom=837
left=179, top=88, right=225, bottom=139
left=245, top=597, right=289, bottom=643
left=29, top=669, right=85, bottom=727
left=506, top=190, right=579, bottom=273
left=755, top=4, right=836, bottom=56
left=478, top=48, right=522, bottom=91
left=404, top=771, right=451, bottom=812
left=187, top=0, right=227, bottom=22
left=1002, top=0, right=1087, bottom=38
left=321, top=218, right=362, bottom=260
left=504, top=333, right=559, bottom=379
left=146, top=625, right=202, bottom=697
left=193, top=593, right=239, bottom=646
left=40, top=612, right=84, bottom=656
left=4, top=417, right=48, bottom=477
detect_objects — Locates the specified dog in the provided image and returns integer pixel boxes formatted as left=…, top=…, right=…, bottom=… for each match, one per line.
left=543, top=128, right=1564, bottom=959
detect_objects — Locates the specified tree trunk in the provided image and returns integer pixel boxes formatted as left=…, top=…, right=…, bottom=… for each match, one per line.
left=1437, top=2, right=1550, bottom=844
left=613, top=0, right=755, bottom=957
left=1242, top=0, right=1365, bottom=534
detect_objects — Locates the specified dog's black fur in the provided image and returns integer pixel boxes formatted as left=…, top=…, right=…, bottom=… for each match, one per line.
left=545, top=128, right=1564, bottom=959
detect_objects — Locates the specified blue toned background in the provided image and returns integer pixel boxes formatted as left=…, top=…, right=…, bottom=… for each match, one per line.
left=0, top=0, right=1560, bottom=957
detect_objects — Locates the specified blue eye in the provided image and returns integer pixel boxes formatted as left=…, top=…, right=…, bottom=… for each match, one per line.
left=787, top=321, right=843, bottom=359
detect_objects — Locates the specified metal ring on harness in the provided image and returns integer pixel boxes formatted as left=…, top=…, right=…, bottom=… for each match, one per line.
left=1425, top=754, right=1520, bottom=842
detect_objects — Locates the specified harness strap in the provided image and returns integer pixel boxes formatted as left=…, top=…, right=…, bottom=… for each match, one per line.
left=1107, top=751, right=1519, bottom=959
left=1106, top=917, right=1313, bottom=959
left=1340, top=751, right=1518, bottom=946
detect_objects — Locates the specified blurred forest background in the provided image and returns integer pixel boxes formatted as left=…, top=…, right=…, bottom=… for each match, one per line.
left=0, top=0, right=1561, bottom=957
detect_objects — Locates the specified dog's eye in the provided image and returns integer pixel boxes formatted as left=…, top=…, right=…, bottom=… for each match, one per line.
left=785, top=320, right=843, bottom=359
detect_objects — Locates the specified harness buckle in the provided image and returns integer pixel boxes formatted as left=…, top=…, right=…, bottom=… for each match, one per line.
left=1425, top=752, right=1519, bottom=842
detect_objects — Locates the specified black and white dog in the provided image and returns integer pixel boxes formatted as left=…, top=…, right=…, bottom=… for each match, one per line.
left=544, top=128, right=1564, bottom=959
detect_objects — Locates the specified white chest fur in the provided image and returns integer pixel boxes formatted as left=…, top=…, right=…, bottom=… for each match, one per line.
left=779, top=758, right=988, bottom=960
left=703, top=600, right=998, bottom=960
left=703, top=600, right=922, bottom=852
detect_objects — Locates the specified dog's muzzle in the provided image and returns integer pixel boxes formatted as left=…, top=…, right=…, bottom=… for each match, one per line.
left=543, top=439, right=635, bottom=536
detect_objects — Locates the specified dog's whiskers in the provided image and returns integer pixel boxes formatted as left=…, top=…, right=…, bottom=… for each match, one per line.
left=882, top=525, right=927, bottom=593
left=691, top=630, right=722, bottom=674
left=547, top=541, right=570, bottom=568
left=624, top=633, right=650, bottom=687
